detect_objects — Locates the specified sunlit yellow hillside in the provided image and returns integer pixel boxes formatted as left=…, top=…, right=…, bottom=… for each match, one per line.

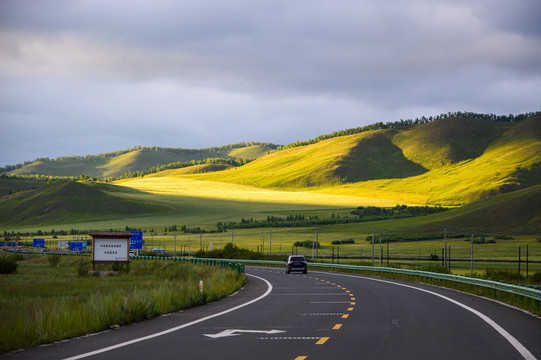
left=174, top=116, right=541, bottom=206
left=185, top=130, right=428, bottom=188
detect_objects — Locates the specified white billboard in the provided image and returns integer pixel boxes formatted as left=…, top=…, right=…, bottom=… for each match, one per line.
left=58, top=240, right=69, bottom=249
left=94, top=238, right=128, bottom=262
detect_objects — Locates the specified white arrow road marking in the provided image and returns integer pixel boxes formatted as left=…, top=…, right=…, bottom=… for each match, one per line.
left=204, top=329, right=286, bottom=339
left=63, top=274, right=273, bottom=360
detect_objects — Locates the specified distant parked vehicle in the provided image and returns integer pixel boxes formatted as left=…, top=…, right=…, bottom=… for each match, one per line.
left=285, top=255, right=308, bottom=274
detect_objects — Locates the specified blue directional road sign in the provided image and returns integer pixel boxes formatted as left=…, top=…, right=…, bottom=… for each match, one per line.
left=70, top=241, right=87, bottom=251
left=130, top=231, right=143, bottom=250
left=33, top=238, right=45, bottom=248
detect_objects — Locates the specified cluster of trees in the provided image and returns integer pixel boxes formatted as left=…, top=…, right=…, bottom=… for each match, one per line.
left=2, top=228, right=82, bottom=239
left=218, top=214, right=323, bottom=230
left=364, top=232, right=466, bottom=243
left=351, top=205, right=446, bottom=219
left=279, top=111, right=541, bottom=150
left=331, top=239, right=355, bottom=245
left=217, top=206, right=447, bottom=231
left=294, top=240, right=321, bottom=248
left=0, top=173, right=73, bottom=182
left=203, top=141, right=278, bottom=152
left=195, top=243, right=284, bottom=261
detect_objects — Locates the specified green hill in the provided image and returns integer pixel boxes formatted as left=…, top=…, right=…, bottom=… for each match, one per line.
left=392, top=117, right=509, bottom=169
left=1, top=114, right=540, bottom=232
left=187, top=130, right=428, bottom=188
left=376, top=184, right=541, bottom=234
left=7, top=144, right=278, bottom=179
left=434, top=184, right=541, bottom=234
left=186, top=117, right=540, bottom=205
left=0, top=180, right=173, bottom=226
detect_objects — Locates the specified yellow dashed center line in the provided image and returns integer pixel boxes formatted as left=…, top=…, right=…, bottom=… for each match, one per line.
left=342, top=314, right=349, bottom=319
left=347, top=307, right=353, bottom=311
left=333, top=324, right=342, bottom=330
left=295, top=357, right=308, bottom=360
left=351, top=302, right=356, bottom=305
left=316, top=337, right=330, bottom=345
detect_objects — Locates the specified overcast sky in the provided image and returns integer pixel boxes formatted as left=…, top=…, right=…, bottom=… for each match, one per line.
left=1, top=0, right=540, bottom=167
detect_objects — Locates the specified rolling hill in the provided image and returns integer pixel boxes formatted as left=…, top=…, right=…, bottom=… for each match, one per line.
left=1, top=114, right=540, bottom=233
left=185, top=116, right=540, bottom=205
left=0, top=180, right=173, bottom=226
left=7, top=143, right=278, bottom=179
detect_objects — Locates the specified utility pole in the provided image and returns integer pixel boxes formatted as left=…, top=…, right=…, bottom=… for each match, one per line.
left=312, top=233, right=315, bottom=260
left=527, top=245, right=529, bottom=277
left=470, top=234, right=474, bottom=276
left=379, top=233, right=382, bottom=267
left=387, top=242, right=389, bottom=267
left=200, top=233, right=202, bottom=252
left=269, top=229, right=272, bottom=255
left=316, top=229, right=319, bottom=260
left=443, top=228, right=447, bottom=268
left=372, top=225, right=375, bottom=267
left=519, top=247, right=521, bottom=274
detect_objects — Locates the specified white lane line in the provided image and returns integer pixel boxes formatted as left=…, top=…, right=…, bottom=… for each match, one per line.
left=316, top=271, right=537, bottom=360
left=272, top=293, right=349, bottom=296
left=63, top=274, right=272, bottom=360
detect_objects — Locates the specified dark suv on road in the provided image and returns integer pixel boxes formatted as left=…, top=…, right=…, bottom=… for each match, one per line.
left=286, top=255, right=308, bottom=274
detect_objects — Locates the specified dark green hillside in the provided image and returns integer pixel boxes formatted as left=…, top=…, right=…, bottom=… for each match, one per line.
left=411, top=184, right=541, bottom=234
left=392, top=117, right=509, bottom=169
left=0, top=180, right=173, bottom=226
left=335, top=131, right=427, bottom=182
left=0, top=176, right=48, bottom=197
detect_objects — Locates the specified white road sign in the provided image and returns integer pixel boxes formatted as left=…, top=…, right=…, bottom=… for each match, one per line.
left=94, top=238, right=128, bottom=261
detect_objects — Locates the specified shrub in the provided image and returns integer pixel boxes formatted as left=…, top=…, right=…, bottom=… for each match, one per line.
left=331, top=239, right=355, bottom=245
left=48, top=254, right=61, bottom=267
left=77, top=259, right=90, bottom=276
left=0, top=256, right=18, bottom=274
left=530, top=272, right=541, bottom=284
left=483, top=269, right=525, bottom=283
left=494, top=235, right=514, bottom=240
left=293, top=240, right=320, bottom=248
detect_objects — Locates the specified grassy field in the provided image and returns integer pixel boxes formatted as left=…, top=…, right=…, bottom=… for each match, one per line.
left=17, top=229, right=541, bottom=276
left=0, top=252, right=245, bottom=353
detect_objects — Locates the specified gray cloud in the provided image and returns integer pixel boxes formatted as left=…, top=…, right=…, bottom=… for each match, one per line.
left=1, top=0, right=540, bottom=166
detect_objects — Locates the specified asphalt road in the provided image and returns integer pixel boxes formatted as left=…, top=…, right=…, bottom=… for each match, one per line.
left=4, top=266, right=541, bottom=360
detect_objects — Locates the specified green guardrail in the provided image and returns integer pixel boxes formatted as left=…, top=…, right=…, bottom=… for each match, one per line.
left=214, top=258, right=541, bottom=314
left=134, top=255, right=245, bottom=276
left=1, top=249, right=245, bottom=276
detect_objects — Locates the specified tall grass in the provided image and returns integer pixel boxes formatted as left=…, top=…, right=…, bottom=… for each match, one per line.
left=0, top=255, right=245, bottom=353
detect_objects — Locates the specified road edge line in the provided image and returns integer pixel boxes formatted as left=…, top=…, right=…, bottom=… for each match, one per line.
left=316, top=271, right=537, bottom=360
left=62, top=274, right=273, bottom=360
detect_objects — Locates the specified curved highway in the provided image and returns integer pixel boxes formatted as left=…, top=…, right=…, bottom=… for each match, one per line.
left=4, top=266, right=541, bottom=360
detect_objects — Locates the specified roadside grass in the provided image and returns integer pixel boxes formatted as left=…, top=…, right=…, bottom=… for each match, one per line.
left=0, top=254, right=245, bottom=353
